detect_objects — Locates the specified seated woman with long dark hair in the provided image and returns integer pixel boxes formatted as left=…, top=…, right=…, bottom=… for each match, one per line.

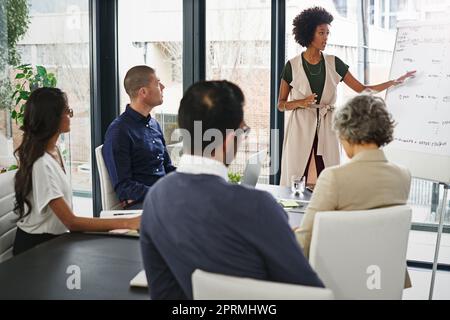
left=13, top=87, right=140, bottom=255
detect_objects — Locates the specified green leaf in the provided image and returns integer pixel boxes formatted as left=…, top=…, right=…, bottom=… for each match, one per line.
left=50, top=77, right=57, bottom=87
left=227, top=172, right=242, bottom=183
left=19, top=91, right=29, bottom=100
left=16, top=64, right=31, bottom=69
left=15, top=73, right=25, bottom=79
left=7, top=165, right=18, bottom=171
left=36, top=66, right=47, bottom=77
left=11, top=110, right=17, bottom=119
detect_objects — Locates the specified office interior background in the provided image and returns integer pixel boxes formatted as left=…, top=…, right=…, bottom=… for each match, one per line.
left=0, top=0, right=449, bottom=299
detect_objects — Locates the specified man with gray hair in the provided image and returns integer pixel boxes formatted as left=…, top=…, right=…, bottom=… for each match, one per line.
left=103, top=66, right=175, bottom=209
left=294, top=93, right=411, bottom=259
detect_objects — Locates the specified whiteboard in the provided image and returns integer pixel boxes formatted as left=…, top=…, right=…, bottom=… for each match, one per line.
left=384, top=21, right=450, bottom=184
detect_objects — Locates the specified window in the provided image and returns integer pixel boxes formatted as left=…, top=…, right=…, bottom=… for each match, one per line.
left=118, top=0, right=183, bottom=164
left=206, top=0, right=272, bottom=184
left=0, top=0, right=92, bottom=216
left=29, top=0, right=88, bottom=14
left=333, top=0, right=348, bottom=17
left=370, top=0, right=375, bottom=25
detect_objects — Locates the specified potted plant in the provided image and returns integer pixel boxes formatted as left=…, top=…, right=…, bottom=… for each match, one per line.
left=0, top=65, right=59, bottom=173
left=228, top=171, right=242, bottom=184
left=0, top=0, right=30, bottom=170
left=11, top=64, right=57, bottom=125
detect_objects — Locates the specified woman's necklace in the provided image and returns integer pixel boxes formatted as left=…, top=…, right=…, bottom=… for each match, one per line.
left=303, top=53, right=323, bottom=76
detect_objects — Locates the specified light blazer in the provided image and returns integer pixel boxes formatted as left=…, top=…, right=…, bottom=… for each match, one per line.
left=295, top=149, right=412, bottom=287
left=296, top=149, right=411, bottom=258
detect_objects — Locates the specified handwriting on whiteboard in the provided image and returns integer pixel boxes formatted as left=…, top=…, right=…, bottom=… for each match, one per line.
left=386, top=23, right=450, bottom=157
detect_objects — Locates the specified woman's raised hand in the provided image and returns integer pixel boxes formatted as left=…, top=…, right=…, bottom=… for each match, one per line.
left=393, top=70, right=416, bottom=85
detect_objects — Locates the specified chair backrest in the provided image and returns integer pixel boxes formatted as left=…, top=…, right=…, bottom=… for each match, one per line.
left=309, top=205, right=412, bottom=300
left=95, top=145, right=121, bottom=210
left=0, top=170, right=17, bottom=263
left=192, top=269, right=334, bottom=300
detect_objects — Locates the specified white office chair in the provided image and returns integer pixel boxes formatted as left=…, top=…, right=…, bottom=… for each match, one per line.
left=192, top=269, right=334, bottom=300
left=95, top=145, right=121, bottom=210
left=0, top=170, right=17, bottom=263
left=309, top=205, right=412, bottom=300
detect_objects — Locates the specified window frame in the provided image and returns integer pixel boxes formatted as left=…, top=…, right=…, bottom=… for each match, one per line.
left=90, top=1, right=450, bottom=256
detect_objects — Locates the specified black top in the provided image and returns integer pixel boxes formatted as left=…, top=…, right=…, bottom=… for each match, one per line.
left=281, top=53, right=349, bottom=103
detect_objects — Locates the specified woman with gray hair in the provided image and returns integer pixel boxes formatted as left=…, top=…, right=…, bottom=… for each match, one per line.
left=294, top=94, right=412, bottom=273
left=334, top=94, right=395, bottom=156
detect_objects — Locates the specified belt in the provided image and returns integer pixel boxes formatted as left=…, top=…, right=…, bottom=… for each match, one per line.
left=314, top=104, right=335, bottom=157
left=310, top=104, right=335, bottom=131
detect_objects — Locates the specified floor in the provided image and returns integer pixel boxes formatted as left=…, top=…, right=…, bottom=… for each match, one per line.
left=404, top=268, right=450, bottom=300
left=73, top=195, right=450, bottom=300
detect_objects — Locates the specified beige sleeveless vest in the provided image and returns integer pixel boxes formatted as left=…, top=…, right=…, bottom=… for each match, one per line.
left=280, top=53, right=342, bottom=186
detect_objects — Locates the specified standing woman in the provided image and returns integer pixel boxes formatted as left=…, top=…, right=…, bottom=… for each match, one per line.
left=279, top=7, right=415, bottom=187
left=13, top=87, right=140, bottom=255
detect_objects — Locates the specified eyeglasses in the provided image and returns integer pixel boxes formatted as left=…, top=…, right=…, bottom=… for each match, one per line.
left=65, top=108, right=74, bottom=118
left=242, top=124, right=251, bottom=136
left=236, top=123, right=251, bottom=139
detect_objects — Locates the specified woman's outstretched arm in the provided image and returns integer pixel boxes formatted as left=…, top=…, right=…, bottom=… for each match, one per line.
left=343, top=70, right=416, bottom=93
left=49, top=197, right=140, bottom=232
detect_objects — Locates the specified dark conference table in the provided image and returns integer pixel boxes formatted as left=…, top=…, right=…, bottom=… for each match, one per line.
left=0, top=233, right=148, bottom=300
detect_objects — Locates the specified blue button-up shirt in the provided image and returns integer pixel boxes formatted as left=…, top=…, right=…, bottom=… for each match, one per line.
left=103, top=105, right=176, bottom=203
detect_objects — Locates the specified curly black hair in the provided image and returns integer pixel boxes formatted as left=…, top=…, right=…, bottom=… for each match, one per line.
left=292, top=7, right=334, bottom=47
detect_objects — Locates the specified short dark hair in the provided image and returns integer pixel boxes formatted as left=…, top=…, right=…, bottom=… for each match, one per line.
left=124, top=65, right=155, bottom=99
left=292, top=7, right=333, bottom=47
left=178, top=80, right=244, bottom=154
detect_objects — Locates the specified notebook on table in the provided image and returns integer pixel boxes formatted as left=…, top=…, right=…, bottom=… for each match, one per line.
left=278, top=199, right=308, bottom=213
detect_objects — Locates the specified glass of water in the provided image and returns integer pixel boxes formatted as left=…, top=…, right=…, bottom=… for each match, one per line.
left=291, top=175, right=305, bottom=195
